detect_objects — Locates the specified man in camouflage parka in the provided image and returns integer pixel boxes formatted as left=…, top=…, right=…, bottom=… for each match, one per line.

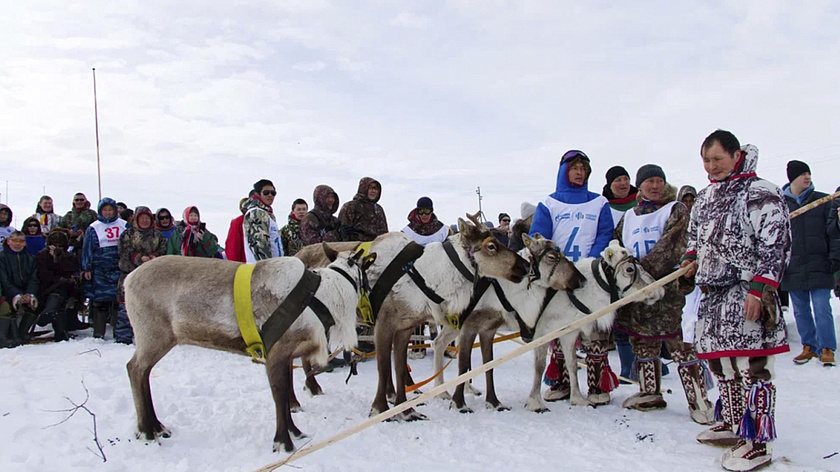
left=300, top=185, right=343, bottom=245
left=338, top=177, right=388, bottom=242
left=243, top=179, right=283, bottom=262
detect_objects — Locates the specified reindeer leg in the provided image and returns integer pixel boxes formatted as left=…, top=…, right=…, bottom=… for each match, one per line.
left=526, top=340, right=550, bottom=413
left=288, top=361, right=302, bottom=413
left=480, top=329, right=509, bottom=411
left=127, top=339, right=174, bottom=441
left=451, top=326, right=477, bottom=413
left=393, top=327, right=427, bottom=421
left=268, top=355, right=299, bottom=453
left=301, top=358, right=324, bottom=396
left=433, top=325, right=459, bottom=400
left=563, top=332, right=591, bottom=407
left=370, top=324, right=394, bottom=417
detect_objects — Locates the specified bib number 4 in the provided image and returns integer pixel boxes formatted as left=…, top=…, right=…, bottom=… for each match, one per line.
left=564, top=227, right=582, bottom=262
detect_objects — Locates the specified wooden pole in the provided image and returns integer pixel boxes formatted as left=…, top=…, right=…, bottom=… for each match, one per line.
left=251, top=266, right=688, bottom=472
left=92, top=68, right=102, bottom=202
left=788, top=190, right=840, bottom=219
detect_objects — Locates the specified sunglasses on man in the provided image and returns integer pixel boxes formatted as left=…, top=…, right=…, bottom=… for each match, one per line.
left=417, top=209, right=432, bottom=216
left=262, top=190, right=277, bottom=196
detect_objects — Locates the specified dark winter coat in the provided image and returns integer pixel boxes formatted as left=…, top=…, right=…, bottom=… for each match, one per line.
left=508, top=215, right=533, bottom=252
left=300, top=185, right=343, bottom=245
left=81, top=198, right=128, bottom=302
left=338, top=177, right=389, bottom=242
left=828, top=186, right=840, bottom=286
left=118, top=217, right=167, bottom=301
left=280, top=215, right=305, bottom=256
left=36, top=247, right=80, bottom=299
left=166, top=220, right=219, bottom=258
left=154, top=208, right=177, bottom=240
left=614, top=184, right=690, bottom=338
left=59, top=201, right=97, bottom=233
left=0, top=245, right=39, bottom=302
left=22, top=217, right=46, bottom=256
left=780, top=183, right=840, bottom=291
left=0, top=204, right=16, bottom=251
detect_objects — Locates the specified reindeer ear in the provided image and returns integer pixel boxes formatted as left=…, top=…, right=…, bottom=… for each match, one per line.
left=603, top=239, right=621, bottom=264
left=323, top=242, right=339, bottom=262
left=457, top=218, right=471, bottom=236
left=533, top=233, right=545, bottom=241
left=352, top=247, right=365, bottom=262
left=522, top=233, right=532, bottom=246
left=362, top=253, right=377, bottom=271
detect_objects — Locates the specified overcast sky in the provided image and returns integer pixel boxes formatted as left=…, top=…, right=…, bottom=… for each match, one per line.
left=1, top=1, right=839, bottom=238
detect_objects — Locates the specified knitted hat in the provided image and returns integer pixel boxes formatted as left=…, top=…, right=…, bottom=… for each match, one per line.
left=635, top=164, right=667, bottom=188
left=416, top=196, right=433, bottom=211
left=786, top=160, right=810, bottom=183
left=520, top=202, right=536, bottom=220
left=46, top=230, right=69, bottom=247
left=605, top=166, right=630, bottom=186
left=498, top=212, right=510, bottom=223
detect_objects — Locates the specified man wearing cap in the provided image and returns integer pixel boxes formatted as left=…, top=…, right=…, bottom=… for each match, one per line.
left=781, top=160, right=838, bottom=366
left=603, top=165, right=639, bottom=225
left=681, top=130, right=790, bottom=471
left=530, top=150, right=616, bottom=405
left=614, top=164, right=714, bottom=424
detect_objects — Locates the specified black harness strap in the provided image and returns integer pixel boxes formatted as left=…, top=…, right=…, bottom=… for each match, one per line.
left=261, top=270, right=323, bottom=354
left=405, top=262, right=445, bottom=304
left=443, top=239, right=475, bottom=283
left=329, top=266, right=357, bottom=293
left=368, top=241, right=425, bottom=322
left=489, top=278, right=535, bottom=342
left=592, top=258, right=621, bottom=303
left=307, top=296, right=336, bottom=334
left=456, top=277, right=493, bottom=327
left=567, top=290, right=592, bottom=314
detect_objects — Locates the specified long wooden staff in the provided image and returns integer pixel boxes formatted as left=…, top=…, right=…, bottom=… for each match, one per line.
left=789, top=190, right=840, bottom=219
left=251, top=266, right=688, bottom=472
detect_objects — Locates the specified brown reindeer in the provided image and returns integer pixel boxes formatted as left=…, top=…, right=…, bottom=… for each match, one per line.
left=125, top=247, right=373, bottom=453
left=367, top=218, right=530, bottom=421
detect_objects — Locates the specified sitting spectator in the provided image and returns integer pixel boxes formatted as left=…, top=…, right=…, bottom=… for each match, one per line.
left=401, top=197, right=449, bottom=246
left=59, top=193, right=97, bottom=249
left=338, top=177, right=388, bottom=242
left=116, top=206, right=166, bottom=344
left=167, top=206, right=219, bottom=257
left=0, top=231, right=39, bottom=345
left=32, top=195, right=61, bottom=234
left=300, top=184, right=343, bottom=245
left=280, top=198, right=308, bottom=257
left=154, top=208, right=177, bottom=240
left=493, top=212, right=511, bottom=246
left=0, top=204, right=16, bottom=251
left=22, top=217, right=46, bottom=256
left=81, top=198, right=128, bottom=339
left=242, top=179, right=283, bottom=261
left=36, top=230, right=84, bottom=341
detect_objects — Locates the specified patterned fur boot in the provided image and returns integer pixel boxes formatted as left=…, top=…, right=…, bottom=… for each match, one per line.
left=543, top=344, right=571, bottom=402
left=622, top=356, right=666, bottom=410
left=678, top=359, right=715, bottom=425
left=585, top=340, right=616, bottom=405
left=721, top=382, right=776, bottom=470
left=696, top=378, right=742, bottom=446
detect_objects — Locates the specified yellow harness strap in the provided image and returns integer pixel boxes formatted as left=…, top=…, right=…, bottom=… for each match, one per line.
left=233, top=264, right=266, bottom=360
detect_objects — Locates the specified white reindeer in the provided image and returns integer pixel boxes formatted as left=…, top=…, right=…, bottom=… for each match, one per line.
left=525, top=240, right=665, bottom=413
left=366, top=218, right=530, bottom=421
left=431, top=233, right=586, bottom=412
left=124, top=247, right=373, bottom=453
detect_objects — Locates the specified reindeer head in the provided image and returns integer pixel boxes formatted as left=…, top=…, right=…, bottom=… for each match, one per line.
left=601, top=240, right=664, bottom=305
left=456, top=216, right=529, bottom=283
left=522, top=233, right=585, bottom=290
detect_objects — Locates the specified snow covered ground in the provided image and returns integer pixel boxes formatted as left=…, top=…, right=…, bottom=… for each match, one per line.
left=2, top=303, right=839, bottom=472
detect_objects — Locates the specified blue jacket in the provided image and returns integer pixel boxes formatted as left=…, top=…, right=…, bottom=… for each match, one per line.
left=81, top=198, right=128, bottom=302
left=529, top=159, right=614, bottom=258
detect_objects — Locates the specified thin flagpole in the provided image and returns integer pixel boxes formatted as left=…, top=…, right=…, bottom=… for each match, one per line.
left=93, top=68, right=102, bottom=202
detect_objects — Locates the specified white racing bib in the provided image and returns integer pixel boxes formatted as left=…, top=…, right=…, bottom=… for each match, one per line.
left=90, top=219, right=127, bottom=248
left=542, top=196, right=607, bottom=262
left=621, top=202, right=677, bottom=259
left=401, top=225, right=450, bottom=247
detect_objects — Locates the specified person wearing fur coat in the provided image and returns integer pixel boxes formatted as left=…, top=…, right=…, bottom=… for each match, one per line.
left=681, top=130, right=790, bottom=472
left=530, top=150, right=617, bottom=406
left=614, top=165, right=714, bottom=424
left=300, top=184, right=343, bottom=245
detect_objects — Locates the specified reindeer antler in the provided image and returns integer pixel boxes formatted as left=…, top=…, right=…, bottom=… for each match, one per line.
left=465, top=211, right=482, bottom=227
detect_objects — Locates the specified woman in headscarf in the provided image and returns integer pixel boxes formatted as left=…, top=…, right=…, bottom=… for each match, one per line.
left=166, top=206, right=219, bottom=258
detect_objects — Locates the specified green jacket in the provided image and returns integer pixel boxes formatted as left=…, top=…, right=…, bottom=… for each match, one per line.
left=166, top=223, right=219, bottom=258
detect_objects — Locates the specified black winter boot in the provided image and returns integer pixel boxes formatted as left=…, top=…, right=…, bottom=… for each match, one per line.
left=18, top=312, right=39, bottom=344
left=92, top=303, right=108, bottom=339
left=50, top=310, right=68, bottom=342
left=0, top=318, right=20, bottom=348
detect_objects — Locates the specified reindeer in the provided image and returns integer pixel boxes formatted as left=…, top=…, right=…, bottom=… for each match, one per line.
left=366, top=218, right=530, bottom=421
left=524, top=240, right=665, bottom=413
left=124, top=247, right=374, bottom=453
left=432, top=233, right=586, bottom=412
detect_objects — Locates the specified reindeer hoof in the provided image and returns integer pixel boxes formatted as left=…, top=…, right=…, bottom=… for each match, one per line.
left=449, top=401, right=473, bottom=414
left=290, top=404, right=302, bottom=413
left=466, top=384, right=482, bottom=397
left=397, top=408, right=428, bottom=422
left=525, top=398, right=549, bottom=413
left=487, top=403, right=511, bottom=412
left=570, top=396, right=593, bottom=407
left=291, top=430, right=308, bottom=440
left=273, top=441, right=295, bottom=453
left=436, top=391, right=452, bottom=401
